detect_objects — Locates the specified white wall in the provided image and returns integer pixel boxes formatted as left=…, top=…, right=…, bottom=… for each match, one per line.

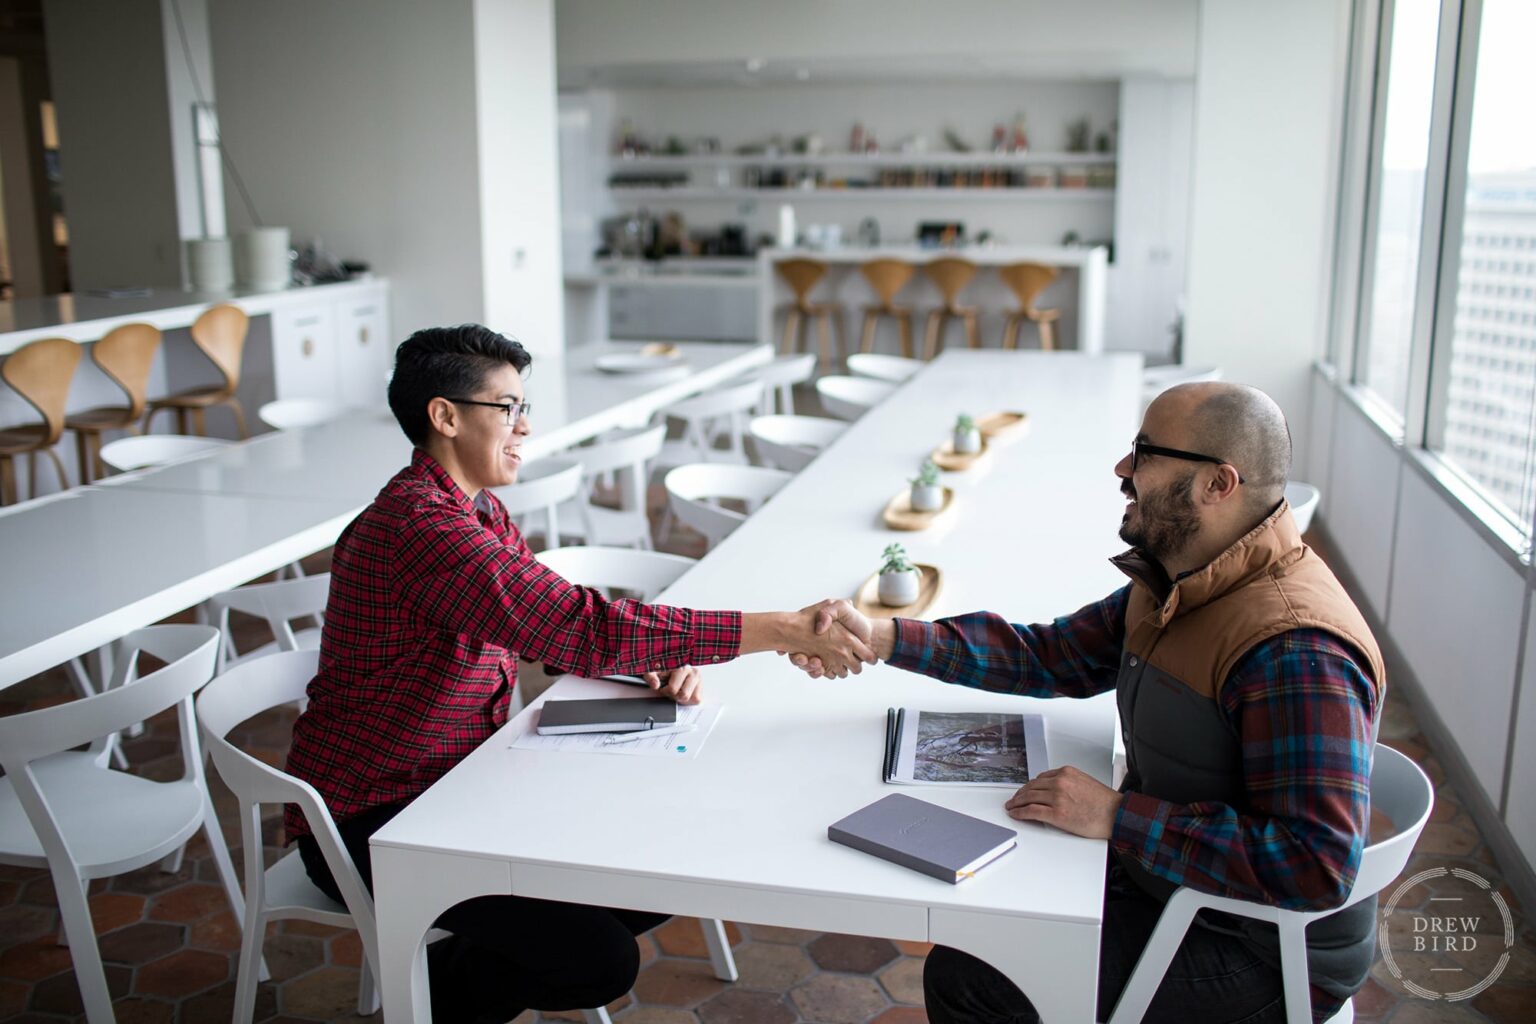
left=0, top=58, right=45, bottom=297
left=159, top=0, right=217, bottom=242
left=1183, top=0, right=1353, bottom=459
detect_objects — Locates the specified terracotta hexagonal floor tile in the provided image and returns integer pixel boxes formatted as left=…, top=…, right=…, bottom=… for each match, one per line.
left=1388, top=1001, right=1489, bottom=1024
left=187, top=910, right=243, bottom=953
left=542, top=993, right=632, bottom=1020
left=654, top=917, right=744, bottom=958
left=108, top=995, right=176, bottom=1024
left=278, top=965, right=362, bottom=1020
left=871, top=1008, right=929, bottom=1024
left=109, top=861, right=198, bottom=897
left=1349, top=976, right=1396, bottom=1017
left=616, top=1008, right=700, bottom=1024
left=0, top=879, right=22, bottom=907
left=808, top=933, right=901, bottom=974
left=0, top=938, right=77, bottom=980
left=330, top=929, right=364, bottom=967
left=133, top=949, right=231, bottom=998
left=742, top=924, right=820, bottom=946
left=790, top=974, right=890, bottom=1023
left=876, top=957, right=926, bottom=1006
left=147, top=883, right=229, bottom=924
left=697, top=988, right=796, bottom=1024
left=894, top=940, right=932, bottom=958
left=260, top=932, right=327, bottom=981
left=1416, top=823, right=1479, bottom=857
left=27, top=962, right=131, bottom=1014
left=89, top=891, right=147, bottom=933
left=179, top=979, right=278, bottom=1024
left=97, top=921, right=186, bottom=966
left=638, top=932, right=660, bottom=966
left=283, top=918, right=347, bottom=939
left=731, top=942, right=815, bottom=991
left=1473, top=983, right=1536, bottom=1024
left=0, top=978, right=28, bottom=1017
left=634, top=958, right=730, bottom=1009
left=0, top=904, right=58, bottom=948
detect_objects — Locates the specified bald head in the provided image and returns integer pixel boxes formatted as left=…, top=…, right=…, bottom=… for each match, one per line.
left=1158, top=382, right=1291, bottom=514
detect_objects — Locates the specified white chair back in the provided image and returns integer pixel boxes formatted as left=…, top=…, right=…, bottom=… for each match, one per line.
left=661, top=379, right=768, bottom=464
left=489, top=457, right=584, bottom=547
left=1141, top=364, right=1224, bottom=411
left=197, top=649, right=382, bottom=1022
left=815, top=375, right=895, bottom=421
left=748, top=414, right=847, bottom=473
left=100, top=434, right=232, bottom=472
left=536, top=546, right=697, bottom=602
left=258, top=398, right=347, bottom=430
left=664, top=464, right=790, bottom=550
left=750, top=353, right=817, bottom=414
left=209, top=573, right=332, bottom=670
left=559, top=424, right=668, bottom=550
left=847, top=353, right=920, bottom=383
left=1285, top=481, right=1321, bottom=534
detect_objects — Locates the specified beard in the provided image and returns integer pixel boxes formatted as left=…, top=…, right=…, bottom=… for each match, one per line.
left=1119, top=470, right=1202, bottom=562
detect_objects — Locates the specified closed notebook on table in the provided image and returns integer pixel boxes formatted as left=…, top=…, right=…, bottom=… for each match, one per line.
left=828, top=793, right=1017, bottom=884
left=536, top=697, right=678, bottom=735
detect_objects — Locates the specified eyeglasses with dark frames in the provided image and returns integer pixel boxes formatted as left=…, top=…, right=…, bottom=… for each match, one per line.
left=1131, top=439, right=1245, bottom=484
left=445, top=398, right=532, bottom=425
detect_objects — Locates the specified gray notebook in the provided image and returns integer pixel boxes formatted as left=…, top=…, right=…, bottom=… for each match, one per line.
left=535, top=697, right=678, bottom=735
left=828, top=793, right=1017, bottom=884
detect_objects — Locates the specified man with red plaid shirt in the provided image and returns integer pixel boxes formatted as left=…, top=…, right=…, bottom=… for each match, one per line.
left=796, top=383, right=1385, bottom=1024
left=286, top=325, right=874, bottom=1023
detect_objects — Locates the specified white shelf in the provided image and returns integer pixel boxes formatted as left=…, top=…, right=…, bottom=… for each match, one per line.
left=606, top=187, right=1116, bottom=202
left=610, top=151, right=1116, bottom=169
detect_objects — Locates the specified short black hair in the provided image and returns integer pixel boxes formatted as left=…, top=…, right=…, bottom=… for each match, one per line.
left=387, top=324, right=531, bottom=446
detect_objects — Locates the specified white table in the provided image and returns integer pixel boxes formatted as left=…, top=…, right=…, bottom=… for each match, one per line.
left=372, top=350, right=1144, bottom=1023
left=0, top=341, right=770, bottom=686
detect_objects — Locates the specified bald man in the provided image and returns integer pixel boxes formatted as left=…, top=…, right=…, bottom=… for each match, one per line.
left=795, top=383, right=1385, bottom=1023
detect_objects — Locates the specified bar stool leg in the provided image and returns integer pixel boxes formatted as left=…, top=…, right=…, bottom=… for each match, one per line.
left=815, top=311, right=834, bottom=370
left=860, top=310, right=878, bottom=354
left=964, top=312, right=980, bottom=350
left=831, top=309, right=847, bottom=367
left=1038, top=319, right=1057, bottom=352
left=0, top=455, right=14, bottom=505
left=780, top=309, right=801, bottom=356
left=923, top=310, right=943, bottom=360
left=190, top=407, right=207, bottom=437
left=1002, top=315, right=1021, bottom=351
left=897, top=314, right=914, bottom=359
left=27, top=451, right=39, bottom=499
left=75, top=431, right=93, bottom=485
left=228, top=399, right=249, bottom=440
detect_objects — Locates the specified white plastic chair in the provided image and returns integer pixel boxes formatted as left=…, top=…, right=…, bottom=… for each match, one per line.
left=664, top=464, right=790, bottom=550
left=197, top=650, right=384, bottom=1021
left=0, top=625, right=244, bottom=1024
left=749, top=353, right=817, bottom=415
left=748, top=414, right=848, bottom=473
left=847, top=352, right=921, bottom=384
left=1285, top=481, right=1321, bottom=534
left=258, top=398, right=347, bottom=430
left=536, top=546, right=697, bottom=602
left=555, top=424, right=667, bottom=550
left=1140, top=364, right=1224, bottom=411
left=490, top=457, right=584, bottom=548
left=815, top=375, right=896, bottom=421
left=99, top=433, right=233, bottom=472
left=1106, top=745, right=1432, bottom=1024
left=208, top=573, right=331, bottom=671
left=656, top=379, right=767, bottom=468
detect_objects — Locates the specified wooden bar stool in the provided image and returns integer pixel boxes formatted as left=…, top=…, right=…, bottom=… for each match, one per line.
left=144, top=303, right=250, bottom=438
left=998, top=262, right=1062, bottom=351
left=857, top=258, right=916, bottom=358
left=921, top=257, right=981, bottom=360
left=64, top=322, right=162, bottom=483
left=0, top=336, right=82, bottom=504
left=775, top=258, right=846, bottom=369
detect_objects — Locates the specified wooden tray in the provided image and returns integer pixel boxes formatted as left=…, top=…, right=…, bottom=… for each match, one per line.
left=853, top=564, right=943, bottom=620
left=639, top=342, right=681, bottom=359
left=882, top=487, right=956, bottom=531
left=931, top=438, right=990, bottom=471
left=977, top=410, right=1030, bottom=444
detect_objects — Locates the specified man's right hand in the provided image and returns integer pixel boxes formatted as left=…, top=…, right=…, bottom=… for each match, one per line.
left=785, top=599, right=894, bottom=678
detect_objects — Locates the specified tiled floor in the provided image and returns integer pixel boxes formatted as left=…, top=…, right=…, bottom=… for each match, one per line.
left=3, top=469, right=1535, bottom=1022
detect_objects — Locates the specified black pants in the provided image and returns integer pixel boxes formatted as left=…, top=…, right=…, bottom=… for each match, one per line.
left=923, top=857, right=1294, bottom=1024
left=297, top=801, right=667, bottom=1024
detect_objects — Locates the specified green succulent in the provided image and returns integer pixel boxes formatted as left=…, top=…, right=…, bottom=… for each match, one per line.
left=909, top=460, right=941, bottom=487
left=880, top=542, right=915, bottom=575
left=954, top=413, right=977, bottom=432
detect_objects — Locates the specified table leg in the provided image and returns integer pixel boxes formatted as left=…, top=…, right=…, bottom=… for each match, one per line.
left=929, top=908, right=1101, bottom=1023
left=373, top=844, right=511, bottom=1024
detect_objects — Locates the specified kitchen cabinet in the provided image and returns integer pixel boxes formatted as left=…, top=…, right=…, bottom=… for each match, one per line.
left=271, top=302, right=339, bottom=401
left=335, top=284, right=392, bottom=407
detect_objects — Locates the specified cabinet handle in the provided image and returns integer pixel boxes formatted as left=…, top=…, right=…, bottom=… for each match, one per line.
left=302, top=338, right=315, bottom=357
left=359, top=326, right=369, bottom=345
left=355, top=306, right=376, bottom=316
left=294, top=315, right=320, bottom=328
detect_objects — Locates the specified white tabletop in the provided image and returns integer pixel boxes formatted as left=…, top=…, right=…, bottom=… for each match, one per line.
left=761, top=244, right=1110, bottom=267
left=0, top=341, right=770, bottom=685
left=371, top=350, right=1144, bottom=1022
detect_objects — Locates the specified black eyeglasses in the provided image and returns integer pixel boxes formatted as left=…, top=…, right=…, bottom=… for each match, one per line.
left=446, top=398, right=532, bottom=425
left=1131, top=439, right=1245, bottom=484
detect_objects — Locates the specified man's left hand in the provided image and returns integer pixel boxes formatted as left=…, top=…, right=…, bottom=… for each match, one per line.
left=644, top=665, right=703, bottom=705
left=1004, top=766, right=1123, bottom=839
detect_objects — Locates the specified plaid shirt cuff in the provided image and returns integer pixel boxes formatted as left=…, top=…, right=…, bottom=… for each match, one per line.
left=687, top=609, right=744, bottom=665
left=886, top=617, right=940, bottom=672
left=1110, top=791, right=1175, bottom=871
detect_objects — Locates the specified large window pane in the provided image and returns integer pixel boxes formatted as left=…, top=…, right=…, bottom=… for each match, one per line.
left=1436, top=0, right=1536, bottom=542
left=1360, top=0, right=1441, bottom=417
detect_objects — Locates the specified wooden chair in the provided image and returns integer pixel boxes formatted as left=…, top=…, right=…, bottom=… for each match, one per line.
left=64, top=322, right=162, bottom=483
left=998, top=262, right=1061, bottom=351
left=775, top=258, right=846, bottom=369
left=0, top=336, right=82, bottom=504
left=921, top=257, right=980, bottom=359
left=144, top=303, right=250, bottom=438
left=857, top=259, right=916, bottom=358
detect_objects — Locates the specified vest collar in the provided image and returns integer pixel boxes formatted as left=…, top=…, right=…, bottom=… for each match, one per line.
left=1110, top=500, right=1301, bottom=627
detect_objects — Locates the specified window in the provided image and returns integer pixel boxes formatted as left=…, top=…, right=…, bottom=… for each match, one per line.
left=1357, top=0, right=1443, bottom=419
left=1430, top=0, right=1536, bottom=541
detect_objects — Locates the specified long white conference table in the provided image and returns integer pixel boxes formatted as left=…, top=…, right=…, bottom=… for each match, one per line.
left=0, top=340, right=771, bottom=687
left=372, top=350, right=1144, bottom=1024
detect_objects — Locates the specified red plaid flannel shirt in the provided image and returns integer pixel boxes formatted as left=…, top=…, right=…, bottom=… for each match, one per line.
left=283, top=449, right=741, bottom=838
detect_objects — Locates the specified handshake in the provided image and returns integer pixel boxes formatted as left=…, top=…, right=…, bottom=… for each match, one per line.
left=766, top=599, right=896, bottom=679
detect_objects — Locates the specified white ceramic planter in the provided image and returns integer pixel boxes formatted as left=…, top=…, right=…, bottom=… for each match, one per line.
left=953, top=427, right=982, bottom=454
left=235, top=227, right=292, bottom=291
left=186, top=237, right=233, bottom=291
left=910, top=483, right=944, bottom=512
left=877, top=568, right=921, bottom=606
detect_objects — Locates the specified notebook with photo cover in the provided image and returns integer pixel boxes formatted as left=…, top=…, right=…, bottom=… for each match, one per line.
left=535, top=696, right=678, bottom=735
left=828, top=793, right=1017, bottom=884
left=883, top=708, right=1048, bottom=789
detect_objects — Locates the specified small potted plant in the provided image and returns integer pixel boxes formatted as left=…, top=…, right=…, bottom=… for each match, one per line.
left=877, top=542, right=922, bottom=607
left=952, top=413, right=982, bottom=454
left=909, top=459, right=944, bottom=513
